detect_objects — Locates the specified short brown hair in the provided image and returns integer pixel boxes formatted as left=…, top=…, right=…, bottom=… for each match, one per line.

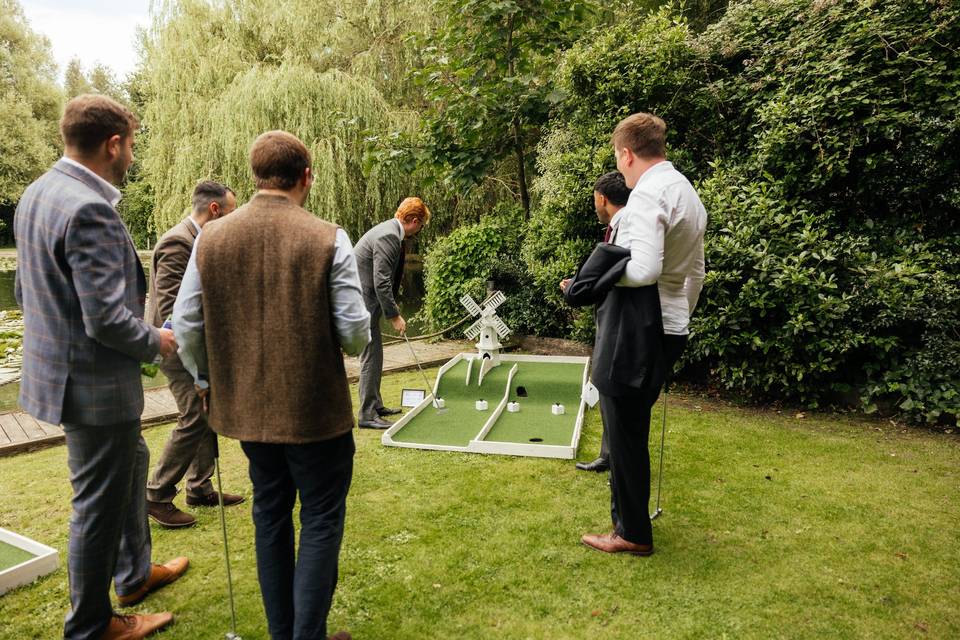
left=611, top=112, right=667, bottom=159
left=394, top=197, right=431, bottom=224
left=60, top=94, right=139, bottom=154
left=249, top=131, right=311, bottom=190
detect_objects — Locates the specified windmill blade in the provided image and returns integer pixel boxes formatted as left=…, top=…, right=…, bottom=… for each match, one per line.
left=464, top=318, right=483, bottom=340
left=481, top=290, right=506, bottom=311
left=492, top=315, right=512, bottom=338
left=460, top=294, right=482, bottom=317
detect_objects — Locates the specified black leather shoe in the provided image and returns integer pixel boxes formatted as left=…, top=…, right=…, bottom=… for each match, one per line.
left=377, top=406, right=402, bottom=417
left=358, top=417, right=392, bottom=429
left=575, top=457, right=609, bottom=472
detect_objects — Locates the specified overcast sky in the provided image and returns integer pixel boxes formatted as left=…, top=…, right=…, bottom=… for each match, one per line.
left=19, top=0, right=152, bottom=81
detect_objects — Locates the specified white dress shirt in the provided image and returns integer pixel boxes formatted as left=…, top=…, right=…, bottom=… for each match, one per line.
left=611, top=161, right=707, bottom=335
left=173, top=227, right=371, bottom=388
left=61, top=157, right=122, bottom=207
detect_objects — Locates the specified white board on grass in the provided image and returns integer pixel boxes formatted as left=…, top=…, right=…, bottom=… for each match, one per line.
left=0, top=528, right=58, bottom=595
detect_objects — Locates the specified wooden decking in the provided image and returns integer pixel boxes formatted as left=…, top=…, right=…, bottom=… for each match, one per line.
left=0, top=339, right=471, bottom=457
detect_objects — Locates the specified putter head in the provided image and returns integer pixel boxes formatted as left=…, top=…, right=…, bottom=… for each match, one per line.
left=649, top=508, right=663, bottom=521
left=225, top=634, right=242, bottom=640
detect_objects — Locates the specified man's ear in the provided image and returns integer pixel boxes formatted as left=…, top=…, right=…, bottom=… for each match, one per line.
left=302, top=166, right=313, bottom=187
left=105, top=134, right=122, bottom=160
left=210, top=201, right=221, bottom=218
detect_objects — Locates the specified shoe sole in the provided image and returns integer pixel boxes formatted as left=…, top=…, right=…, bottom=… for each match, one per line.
left=147, top=513, right=196, bottom=529
left=185, top=497, right=246, bottom=508
left=580, top=540, right=654, bottom=557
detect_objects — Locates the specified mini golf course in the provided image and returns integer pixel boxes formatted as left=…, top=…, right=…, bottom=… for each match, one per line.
left=0, top=528, right=58, bottom=595
left=382, top=354, right=590, bottom=459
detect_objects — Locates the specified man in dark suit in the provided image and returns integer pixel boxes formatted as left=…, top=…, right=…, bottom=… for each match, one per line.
left=573, top=113, right=706, bottom=556
left=352, top=198, right=430, bottom=429
left=14, top=94, right=188, bottom=639
left=175, top=130, right=369, bottom=640
left=564, top=171, right=632, bottom=473
left=144, top=180, right=244, bottom=529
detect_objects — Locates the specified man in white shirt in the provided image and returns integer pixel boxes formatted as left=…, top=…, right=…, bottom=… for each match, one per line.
left=581, top=112, right=707, bottom=557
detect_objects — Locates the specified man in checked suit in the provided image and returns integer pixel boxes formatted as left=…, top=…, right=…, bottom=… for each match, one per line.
left=144, top=180, right=244, bottom=529
left=353, top=198, right=430, bottom=429
left=14, top=95, right=188, bottom=639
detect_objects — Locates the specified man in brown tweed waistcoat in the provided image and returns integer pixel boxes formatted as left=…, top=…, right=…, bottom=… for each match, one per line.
left=173, top=131, right=370, bottom=640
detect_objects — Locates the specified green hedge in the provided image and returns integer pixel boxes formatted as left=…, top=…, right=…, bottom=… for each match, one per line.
left=515, top=0, right=960, bottom=425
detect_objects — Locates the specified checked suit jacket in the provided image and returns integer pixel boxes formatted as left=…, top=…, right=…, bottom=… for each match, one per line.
left=14, top=159, right=161, bottom=426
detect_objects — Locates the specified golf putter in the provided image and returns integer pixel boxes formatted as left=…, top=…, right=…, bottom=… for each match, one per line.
left=402, top=333, right=448, bottom=414
left=650, top=388, right=668, bottom=521
left=213, top=436, right=242, bottom=640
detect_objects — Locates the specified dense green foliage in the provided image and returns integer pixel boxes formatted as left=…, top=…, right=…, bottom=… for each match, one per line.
left=372, top=0, right=595, bottom=219
left=515, top=0, right=960, bottom=424
left=0, top=0, right=62, bottom=206
left=137, top=0, right=506, bottom=244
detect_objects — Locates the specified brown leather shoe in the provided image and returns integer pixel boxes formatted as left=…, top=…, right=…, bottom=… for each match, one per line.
left=328, top=632, right=352, bottom=640
left=581, top=532, right=653, bottom=556
left=146, top=500, right=196, bottom=528
left=99, top=612, right=173, bottom=639
left=117, top=557, right=190, bottom=607
left=185, top=491, right=245, bottom=507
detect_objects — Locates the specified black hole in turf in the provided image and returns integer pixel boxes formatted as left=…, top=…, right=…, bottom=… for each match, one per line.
left=482, top=353, right=491, bottom=359
left=516, top=386, right=528, bottom=397
left=529, top=437, right=543, bottom=443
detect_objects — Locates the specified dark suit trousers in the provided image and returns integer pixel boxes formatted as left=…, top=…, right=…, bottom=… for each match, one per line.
left=604, top=334, right=688, bottom=545
left=241, top=432, right=355, bottom=640
left=146, top=358, right=216, bottom=502
left=358, top=307, right=385, bottom=422
left=62, top=420, right=152, bottom=640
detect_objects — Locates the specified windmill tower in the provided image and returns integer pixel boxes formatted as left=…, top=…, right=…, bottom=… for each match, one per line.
left=461, top=291, right=512, bottom=384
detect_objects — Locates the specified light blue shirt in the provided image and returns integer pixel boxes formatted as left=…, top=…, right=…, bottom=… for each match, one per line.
left=173, top=227, right=371, bottom=388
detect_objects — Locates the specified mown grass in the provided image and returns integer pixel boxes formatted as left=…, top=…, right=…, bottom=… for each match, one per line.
left=0, top=367, right=957, bottom=639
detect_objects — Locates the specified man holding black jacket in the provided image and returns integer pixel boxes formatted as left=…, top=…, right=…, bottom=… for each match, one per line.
left=564, top=113, right=706, bottom=556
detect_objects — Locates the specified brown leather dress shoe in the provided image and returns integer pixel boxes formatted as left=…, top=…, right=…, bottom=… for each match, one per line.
left=100, top=612, right=173, bottom=639
left=146, top=500, right=196, bottom=528
left=117, top=557, right=190, bottom=607
left=185, top=491, right=245, bottom=507
left=581, top=532, right=654, bottom=556
left=328, top=632, right=352, bottom=640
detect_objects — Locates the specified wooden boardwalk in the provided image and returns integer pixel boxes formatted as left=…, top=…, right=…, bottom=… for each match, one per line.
left=0, top=339, right=471, bottom=457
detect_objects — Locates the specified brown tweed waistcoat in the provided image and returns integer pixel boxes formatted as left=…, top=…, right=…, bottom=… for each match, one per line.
left=196, top=193, right=354, bottom=444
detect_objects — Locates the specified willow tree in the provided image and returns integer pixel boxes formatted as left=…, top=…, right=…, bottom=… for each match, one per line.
left=138, top=0, right=505, bottom=242
left=0, top=0, right=62, bottom=205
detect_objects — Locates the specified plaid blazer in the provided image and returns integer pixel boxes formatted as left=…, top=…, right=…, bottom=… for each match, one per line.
left=14, top=159, right=160, bottom=425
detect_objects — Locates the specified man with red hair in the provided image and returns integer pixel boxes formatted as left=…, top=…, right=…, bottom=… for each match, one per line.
left=354, top=198, right=431, bottom=429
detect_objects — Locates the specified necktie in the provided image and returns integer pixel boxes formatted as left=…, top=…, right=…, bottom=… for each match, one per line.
left=603, top=225, right=612, bottom=243
left=393, top=239, right=406, bottom=298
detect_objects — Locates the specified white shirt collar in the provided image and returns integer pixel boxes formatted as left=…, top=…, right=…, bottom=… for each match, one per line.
left=61, top=157, right=122, bottom=207
left=635, top=160, right=673, bottom=187
left=395, top=218, right=405, bottom=241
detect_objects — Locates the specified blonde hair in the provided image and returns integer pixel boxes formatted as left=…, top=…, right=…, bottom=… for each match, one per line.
left=611, top=112, right=667, bottom=159
left=394, top=197, right=431, bottom=224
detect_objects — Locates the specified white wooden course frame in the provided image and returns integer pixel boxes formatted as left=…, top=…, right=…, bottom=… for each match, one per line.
left=0, top=528, right=58, bottom=596
left=381, top=353, right=590, bottom=459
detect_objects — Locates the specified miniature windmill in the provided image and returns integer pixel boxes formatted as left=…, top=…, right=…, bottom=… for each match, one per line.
left=461, top=291, right=512, bottom=385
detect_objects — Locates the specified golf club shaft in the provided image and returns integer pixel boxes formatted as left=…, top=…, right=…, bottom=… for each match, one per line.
left=653, top=388, right=667, bottom=514
left=403, top=333, right=439, bottom=406
left=214, top=441, right=240, bottom=637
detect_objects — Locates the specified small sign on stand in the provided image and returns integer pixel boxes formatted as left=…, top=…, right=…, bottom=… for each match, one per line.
left=401, top=388, right=426, bottom=408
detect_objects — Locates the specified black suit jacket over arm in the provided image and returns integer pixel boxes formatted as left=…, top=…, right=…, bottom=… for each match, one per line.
left=564, top=243, right=665, bottom=398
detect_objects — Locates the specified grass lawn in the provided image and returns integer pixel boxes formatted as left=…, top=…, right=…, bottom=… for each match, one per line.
left=0, top=367, right=958, bottom=639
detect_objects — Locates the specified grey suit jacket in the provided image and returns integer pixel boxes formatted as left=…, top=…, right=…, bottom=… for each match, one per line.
left=353, top=218, right=403, bottom=318
left=146, top=217, right=198, bottom=328
left=14, top=159, right=160, bottom=425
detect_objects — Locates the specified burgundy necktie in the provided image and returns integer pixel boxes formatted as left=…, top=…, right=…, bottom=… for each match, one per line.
left=603, top=226, right=612, bottom=243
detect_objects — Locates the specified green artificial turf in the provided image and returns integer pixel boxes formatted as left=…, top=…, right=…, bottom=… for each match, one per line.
left=0, top=540, right=35, bottom=571
left=1, top=367, right=959, bottom=639
left=482, top=361, right=585, bottom=446
left=392, top=357, right=586, bottom=449
left=391, top=358, right=512, bottom=447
